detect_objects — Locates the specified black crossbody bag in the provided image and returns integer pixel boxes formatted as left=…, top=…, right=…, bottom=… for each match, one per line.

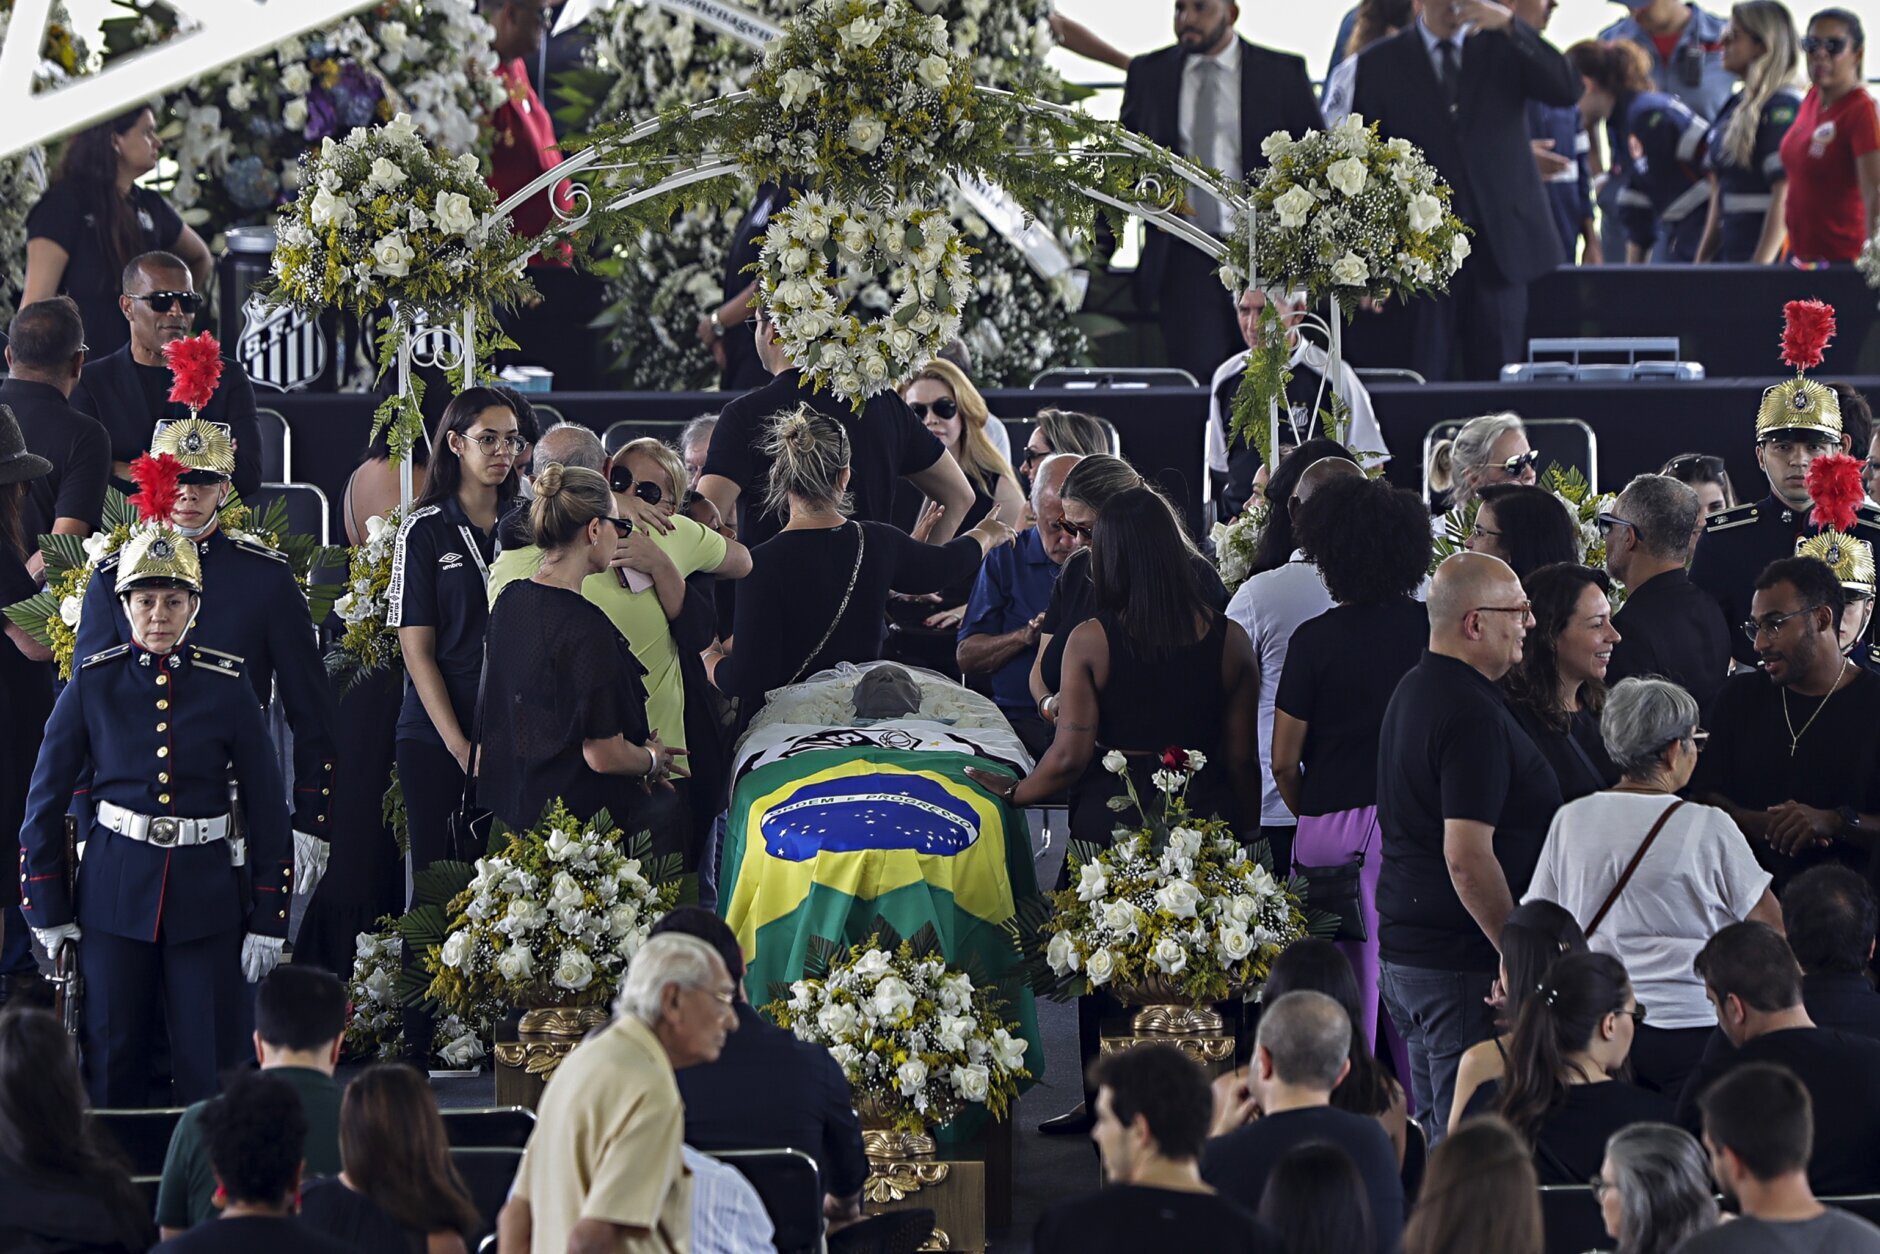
left=1294, top=813, right=1378, bottom=943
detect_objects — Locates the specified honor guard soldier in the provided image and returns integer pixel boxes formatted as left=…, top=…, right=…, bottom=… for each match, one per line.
left=1795, top=452, right=1880, bottom=676
left=72, top=416, right=337, bottom=893
left=18, top=482, right=293, bottom=1105
left=1691, top=300, right=1880, bottom=667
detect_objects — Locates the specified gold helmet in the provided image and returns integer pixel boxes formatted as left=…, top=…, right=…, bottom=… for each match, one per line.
left=1798, top=531, right=1876, bottom=599
left=1758, top=300, right=1842, bottom=443
left=151, top=417, right=235, bottom=481
left=115, top=523, right=203, bottom=595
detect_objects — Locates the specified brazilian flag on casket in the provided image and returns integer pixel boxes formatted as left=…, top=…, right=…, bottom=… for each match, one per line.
left=721, top=719, right=1045, bottom=1085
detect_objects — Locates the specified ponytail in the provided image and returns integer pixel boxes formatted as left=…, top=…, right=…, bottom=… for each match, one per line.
left=1723, top=3, right=1803, bottom=169
left=528, top=463, right=612, bottom=551
left=762, top=405, right=852, bottom=518
left=1497, top=951, right=1632, bottom=1144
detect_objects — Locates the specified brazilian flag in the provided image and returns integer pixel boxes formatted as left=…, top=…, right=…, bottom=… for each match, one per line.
left=721, top=746, right=1044, bottom=1083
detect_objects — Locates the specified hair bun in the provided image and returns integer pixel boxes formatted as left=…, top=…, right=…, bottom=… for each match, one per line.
left=535, top=462, right=566, bottom=498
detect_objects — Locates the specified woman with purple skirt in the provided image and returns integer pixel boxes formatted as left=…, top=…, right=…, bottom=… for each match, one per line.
left=1272, top=475, right=1432, bottom=1107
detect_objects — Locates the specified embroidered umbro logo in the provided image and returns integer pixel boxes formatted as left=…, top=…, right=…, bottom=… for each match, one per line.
left=439, top=551, right=465, bottom=571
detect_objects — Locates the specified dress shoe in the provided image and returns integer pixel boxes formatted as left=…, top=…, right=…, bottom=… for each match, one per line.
left=1037, top=1101, right=1091, bottom=1135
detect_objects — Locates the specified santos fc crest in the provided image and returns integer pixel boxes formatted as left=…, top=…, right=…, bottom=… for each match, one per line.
left=238, top=293, right=327, bottom=392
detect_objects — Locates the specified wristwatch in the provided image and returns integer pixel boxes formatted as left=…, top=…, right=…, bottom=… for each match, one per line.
left=708, top=309, right=726, bottom=339
left=1837, top=806, right=1863, bottom=835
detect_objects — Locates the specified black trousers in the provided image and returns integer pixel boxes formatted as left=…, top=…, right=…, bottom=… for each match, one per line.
left=1259, top=823, right=1296, bottom=883
left=1628, top=1023, right=1712, bottom=1100
left=394, top=737, right=469, bottom=1064
left=1408, top=252, right=1528, bottom=383
left=83, top=926, right=242, bottom=1106
left=1157, top=241, right=1241, bottom=387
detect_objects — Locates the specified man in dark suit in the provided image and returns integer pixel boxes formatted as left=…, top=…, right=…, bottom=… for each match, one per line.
left=1120, top=0, right=1322, bottom=386
left=1350, top=0, right=1580, bottom=381
left=1, top=296, right=109, bottom=558
left=71, top=250, right=262, bottom=497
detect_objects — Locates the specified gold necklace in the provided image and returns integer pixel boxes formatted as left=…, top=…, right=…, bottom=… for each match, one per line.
left=1782, top=658, right=1851, bottom=756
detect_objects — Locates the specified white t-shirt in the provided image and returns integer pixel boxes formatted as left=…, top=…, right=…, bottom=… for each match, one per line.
left=1226, top=552, right=1334, bottom=827
left=1525, top=792, right=1772, bottom=1029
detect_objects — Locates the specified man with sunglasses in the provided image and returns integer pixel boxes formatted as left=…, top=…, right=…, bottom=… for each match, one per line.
left=1691, top=354, right=1880, bottom=668
left=71, top=251, right=262, bottom=497
left=1691, top=557, right=1880, bottom=891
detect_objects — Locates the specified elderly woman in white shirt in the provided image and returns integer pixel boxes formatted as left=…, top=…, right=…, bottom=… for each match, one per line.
left=1524, top=677, right=1781, bottom=1102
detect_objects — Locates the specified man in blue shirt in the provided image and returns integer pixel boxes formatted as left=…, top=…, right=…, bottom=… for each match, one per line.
left=958, top=452, right=1082, bottom=760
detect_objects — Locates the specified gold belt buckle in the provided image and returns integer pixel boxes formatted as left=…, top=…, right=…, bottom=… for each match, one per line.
left=147, top=817, right=180, bottom=847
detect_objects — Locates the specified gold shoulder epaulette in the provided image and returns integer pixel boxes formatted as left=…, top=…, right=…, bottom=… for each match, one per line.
left=80, top=644, right=130, bottom=668
left=1704, top=503, right=1760, bottom=533
left=189, top=646, right=244, bottom=677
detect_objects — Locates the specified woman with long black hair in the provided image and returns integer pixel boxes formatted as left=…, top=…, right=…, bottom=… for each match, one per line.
left=387, top=389, right=524, bottom=1063
left=23, top=106, right=212, bottom=357
left=1469, top=950, right=1672, bottom=1183
left=0, top=407, right=54, bottom=1005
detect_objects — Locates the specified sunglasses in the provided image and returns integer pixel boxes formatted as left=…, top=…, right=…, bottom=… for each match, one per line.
left=605, top=517, right=633, bottom=536
left=909, top=398, right=958, bottom=422
left=1596, top=511, right=1636, bottom=534
left=1498, top=449, right=1541, bottom=475
left=1664, top=454, right=1725, bottom=476
left=1802, top=35, right=1850, bottom=55
left=608, top=464, right=669, bottom=506
left=1021, top=444, right=1051, bottom=468
left=1052, top=517, right=1096, bottom=539
left=129, top=291, right=203, bottom=315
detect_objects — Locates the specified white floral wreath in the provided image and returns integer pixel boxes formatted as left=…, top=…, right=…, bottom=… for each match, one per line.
left=757, top=194, right=972, bottom=405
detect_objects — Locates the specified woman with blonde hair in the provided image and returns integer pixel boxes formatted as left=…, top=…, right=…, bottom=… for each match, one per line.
left=1428, top=413, right=1537, bottom=510
left=710, top=407, right=1014, bottom=727
left=478, top=463, right=682, bottom=832
left=1699, top=1, right=1804, bottom=262
left=902, top=359, right=1023, bottom=533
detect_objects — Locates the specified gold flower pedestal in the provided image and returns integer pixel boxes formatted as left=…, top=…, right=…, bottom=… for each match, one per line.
left=492, top=1005, right=609, bottom=1109
left=855, top=1098, right=987, bottom=1252
left=1101, top=976, right=1240, bottom=1077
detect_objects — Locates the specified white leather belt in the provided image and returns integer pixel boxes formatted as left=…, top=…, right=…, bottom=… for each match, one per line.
left=96, top=801, right=229, bottom=848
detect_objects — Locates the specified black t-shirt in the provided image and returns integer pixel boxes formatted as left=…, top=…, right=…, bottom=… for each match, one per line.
left=1510, top=704, right=1619, bottom=804
left=151, top=1214, right=358, bottom=1254
left=297, top=1178, right=425, bottom=1254
left=1377, top=652, right=1565, bottom=971
left=1804, top=973, right=1880, bottom=1043
left=1275, top=597, right=1427, bottom=815
left=1466, top=1078, right=1674, bottom=1184
left=0, top=378, right=110, bottom=542
left=1201, top=1105, right=1403, bottom=1254
left=388, top=494, right=500, bottom=746
left=1606, top=567, right=1733, bottom=716
left=26, top=179, right=183, bottom=360
left=1691, top=668, right=1880, bottom=880
left=1034, top=1185, right=1284, bottom=1254
left=1677, top=1026, right=1880, bottom=1195
left=0, top=547, right=55, bottom=909
left=1039, top=548, right=1231, bottom=693
left=477, top=580, right=652, bottom=831
left=716, top=521, right=982, bottom=717
left=700, top=368, right=945, bottom=549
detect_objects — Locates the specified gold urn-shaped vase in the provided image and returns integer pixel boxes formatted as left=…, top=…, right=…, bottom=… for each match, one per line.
left=854, top=1093, right=955, bottom=1203
left=492, top=1004, right=610, bottom=1109
left=1104, top=975, right=1238, bottom=1071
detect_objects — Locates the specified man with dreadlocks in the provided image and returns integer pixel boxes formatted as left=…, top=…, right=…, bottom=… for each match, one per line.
left=17, top=452, right=294, bottom=1105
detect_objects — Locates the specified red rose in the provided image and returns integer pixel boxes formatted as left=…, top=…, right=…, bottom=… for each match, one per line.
left=1160, top=746, right=1189, bottom=771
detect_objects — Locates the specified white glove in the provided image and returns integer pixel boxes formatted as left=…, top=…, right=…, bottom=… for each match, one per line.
left=293, top=830, right=330, bottom=895
left=241, top=933, right=286, bottom=983
left=31, top=923, right=81, bottom=955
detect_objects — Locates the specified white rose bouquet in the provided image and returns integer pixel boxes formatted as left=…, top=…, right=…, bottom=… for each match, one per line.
left=268, top=112, right=535, bottom=457
left=764, top=926, right=1030, bottom=1136
left=425, top=802, right=681, bottom=1017
left=327, top=507, right=406, bottom=691
left=1017, top=748, right=1313, bottom=1005
left=757, top=194, right=972, bottom=408
left=345, top=921, right=491, bottom=1069
left=1216, top=115, right=1471, bottom=453
left=1208, top=496, right=1268, bottom=595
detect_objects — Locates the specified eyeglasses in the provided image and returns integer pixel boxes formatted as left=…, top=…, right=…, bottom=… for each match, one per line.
left=1617, top=1002, right=1649, bottom=1025
left=1589, top=1174, right=1614, bottom=1200
left=462, top=432, right=526, bottom=453
left=1498, top=449, right=1541, bottom=475
left=909, top=398, right=958, bottom=422
left=128, top=291, right=203, bottom=314
left=1802, top=34, right=1850, bottom=55
left=1472, top=600, right=1534, bottom=618
left=1021, top=445, right=1051, bottom=469
left=1469, top=523, right=1502, bottom=541
left=1596, top=511, right=1636, bottom=534
left=1741, top=606, right=1821, bottom=642
left=1053, top=517, right=1096, bottom=540
left=1685, top=728, right=1710, bottom=751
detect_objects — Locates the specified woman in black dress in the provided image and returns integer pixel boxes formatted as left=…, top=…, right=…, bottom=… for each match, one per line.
left=1503, top=564, right=1624, bottom=802
left=0, top=408, right=54, bottom=1001
left=23, top=106, right=212, bottom=358
left=478, top=464, right=683, bottom=833
left=709, top=407, right=1015, bottom=728
left=969, top=486, right=1260, bottom=1133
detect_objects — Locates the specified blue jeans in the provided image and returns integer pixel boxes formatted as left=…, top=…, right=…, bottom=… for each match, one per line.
left=1378, top=960, right=1497, bottom=1144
